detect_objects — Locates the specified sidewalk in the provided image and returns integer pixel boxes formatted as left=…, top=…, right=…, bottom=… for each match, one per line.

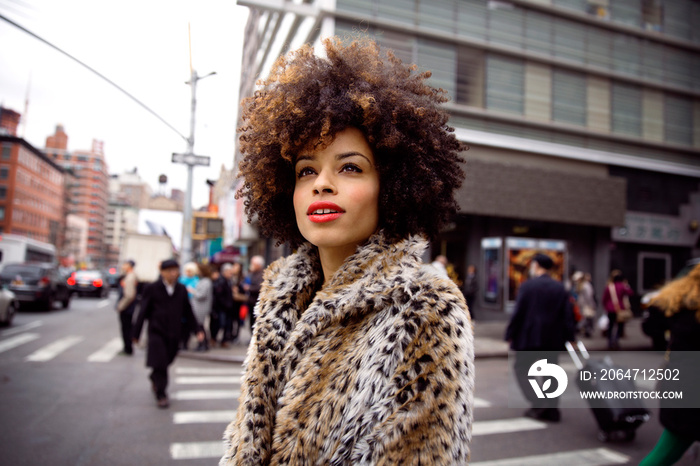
left=180, top=313, right=654, bottom=364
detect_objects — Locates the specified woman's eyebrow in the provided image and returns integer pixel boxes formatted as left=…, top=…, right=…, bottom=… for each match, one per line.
left=337, top=151, right=372, bottom=165
left=295, top=151, right=372, bottom=165
left=294, top=154, right=314, bottom=165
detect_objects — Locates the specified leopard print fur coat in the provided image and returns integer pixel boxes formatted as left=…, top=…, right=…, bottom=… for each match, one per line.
left=221, top=232, right=474, bottom=465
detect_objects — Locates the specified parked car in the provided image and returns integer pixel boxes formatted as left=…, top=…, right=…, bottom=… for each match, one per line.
left=0, top=262, right=71, bottom=310
left=68, top=270, right=109, bottom=298
left=0, top=285, right=18, bottom=326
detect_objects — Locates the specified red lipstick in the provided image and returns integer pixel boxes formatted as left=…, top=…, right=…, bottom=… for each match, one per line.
left=307, top=201, right=344, bottom=223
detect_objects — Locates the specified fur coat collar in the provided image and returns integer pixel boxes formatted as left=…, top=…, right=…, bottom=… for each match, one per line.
left=221, top=232, right=474, bottom=465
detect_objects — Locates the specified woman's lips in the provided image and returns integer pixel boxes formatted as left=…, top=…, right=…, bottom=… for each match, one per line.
left=307, top=201, right=344, bottom=223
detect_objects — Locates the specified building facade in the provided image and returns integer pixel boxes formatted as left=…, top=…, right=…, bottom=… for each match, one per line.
left=235, top=0, right=700, bottom=313
left=45, top=125, right=110, bottom=267
left=0, top=109, right=65, bottom=245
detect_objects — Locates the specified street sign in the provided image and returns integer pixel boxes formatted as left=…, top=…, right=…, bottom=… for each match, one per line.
left=172, top=152, right=210, bottom=166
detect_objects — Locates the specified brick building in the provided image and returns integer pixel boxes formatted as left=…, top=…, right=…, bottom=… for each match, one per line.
left=235, top=0, right=700, bottom=313
left=0, top=108, right=65, bottom=245
left=45, top=125, right=110, bottom=267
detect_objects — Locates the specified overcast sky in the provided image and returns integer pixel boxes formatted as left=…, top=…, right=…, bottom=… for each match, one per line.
left=0, top=0, right=249, bottom=207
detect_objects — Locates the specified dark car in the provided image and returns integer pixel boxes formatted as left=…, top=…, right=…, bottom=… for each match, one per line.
left=68, top=270, right=109, bottom=298
left=0, top=262, right=71, bottom=310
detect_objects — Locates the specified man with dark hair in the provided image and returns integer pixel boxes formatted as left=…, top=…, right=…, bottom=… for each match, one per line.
left=505, top=253, right=576, bottom=422
left=133, top=259, right=203, bottom=408
left=116, top=259, right=138, bottom=355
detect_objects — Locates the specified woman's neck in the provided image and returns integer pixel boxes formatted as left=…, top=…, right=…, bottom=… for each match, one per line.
left=318, top=244, right=358, bottom=286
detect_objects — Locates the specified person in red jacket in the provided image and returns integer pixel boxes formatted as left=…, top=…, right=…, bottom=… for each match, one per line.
left=601, top=269, right=633, bottom=350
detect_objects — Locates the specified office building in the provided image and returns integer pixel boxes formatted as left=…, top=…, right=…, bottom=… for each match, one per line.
left=46, top=125, right=110, bottom=267
left=0, top=107, right=65, bottom=245
left=235, top=0, right=700, bottom=312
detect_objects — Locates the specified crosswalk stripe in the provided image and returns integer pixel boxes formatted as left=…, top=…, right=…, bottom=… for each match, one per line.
left=0, top=333, right=39, bottom=354
left=0, top=320, right=42, bottom=337
left=472, top=418, right=547, bottom=436
left=175, top=376, right=241, bottom=385
left=474, top=397, right=492, bottom=408
left=173, top=410, right=237, bottom=424
left=97, top=299, right=111, bottom=308
left=172, top=390, right=241, bottom=401
left=470, top=447, right=629, bottom=466
left=26, top=336, right=85, bottom=361
left=87, top=337, right=122, bottom=362
left=170, top=441, right=224, bottom=460
left=175, top=367, right=244, bottom=375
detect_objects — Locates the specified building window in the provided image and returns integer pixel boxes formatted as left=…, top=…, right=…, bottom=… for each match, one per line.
left=417, top=38, right=456, bottom=98
left=611, top=81, right=642, bottom=136
left=0, top=206, right=4, bottom=221
left=486, top=54, right=524, bottom=115
left=552, top=69, right=587, bottom=126
left=456, top=46, right=484, bottom=107
left=0, top=167, right=8, bottom=180
left=0, top=186, right=6, bottom=199
left=1, top=144, right=11, bottom=160
left=664, top=94, right=693, bottom=146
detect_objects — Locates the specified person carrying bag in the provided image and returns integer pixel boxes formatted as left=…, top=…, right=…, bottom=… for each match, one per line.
left=602, top=270, right=634, bottom=350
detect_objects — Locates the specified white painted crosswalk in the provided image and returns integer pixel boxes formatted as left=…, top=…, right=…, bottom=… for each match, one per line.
left=0, top=327, right=637, bottom=464
left=0, top=332, right=39, bottom=354
left=171, top=389, right=241, bottom=401
left=471, top=447, right=629, bottom=466
left=170, top=441, right=225, bottom=460
left=87, top=337, right=122, bottom=362
left=26, top=335, right=84, bottom=361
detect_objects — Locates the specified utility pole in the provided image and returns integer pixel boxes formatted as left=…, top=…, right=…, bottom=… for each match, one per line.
left=172, top=24, right=214, bottom=266
left=173, top=68, right=214, bottom=266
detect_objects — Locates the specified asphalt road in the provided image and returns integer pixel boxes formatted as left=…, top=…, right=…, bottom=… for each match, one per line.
left=0, top=292, right=698, bottom=465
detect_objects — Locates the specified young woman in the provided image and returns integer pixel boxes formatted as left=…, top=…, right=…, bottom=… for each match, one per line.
left=640, top=264, right=700, bottom=465
left=221, top=37, right=474, bottom=465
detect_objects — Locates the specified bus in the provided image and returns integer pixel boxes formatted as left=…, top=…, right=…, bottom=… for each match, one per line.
left=0, top=234, right=57, bottom=270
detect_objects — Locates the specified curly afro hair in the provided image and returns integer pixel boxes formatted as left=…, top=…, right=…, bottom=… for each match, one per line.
left=237, top=36, right=466, bottom=248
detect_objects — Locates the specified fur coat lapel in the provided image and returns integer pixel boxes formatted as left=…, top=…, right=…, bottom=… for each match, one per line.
left=222, top=232, right=474, bottom=465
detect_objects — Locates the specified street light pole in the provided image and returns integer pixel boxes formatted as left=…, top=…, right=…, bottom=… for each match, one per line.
left=180, top=69, right=215, bottom=266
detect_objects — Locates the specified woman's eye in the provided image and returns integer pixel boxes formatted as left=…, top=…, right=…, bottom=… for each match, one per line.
left=297, top=167, right=315, bottom=178
left=341, top=164, right=362, bottom=173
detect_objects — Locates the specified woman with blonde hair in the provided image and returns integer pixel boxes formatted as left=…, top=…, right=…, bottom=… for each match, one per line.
left=640, top=264, right=700, bottom=465
left=220, top=37, right=474, bottom=465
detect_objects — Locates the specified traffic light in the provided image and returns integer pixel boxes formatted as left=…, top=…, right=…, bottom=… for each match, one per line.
left=192, top=212, right=223, bottom=240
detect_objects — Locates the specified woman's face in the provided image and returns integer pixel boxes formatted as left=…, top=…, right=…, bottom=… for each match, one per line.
left=293, top=127, right=380, bottom=257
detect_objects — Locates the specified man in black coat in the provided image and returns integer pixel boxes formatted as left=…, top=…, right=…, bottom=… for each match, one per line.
left=133, top=259, right=203, bottom=408
left=505, top=253, right=576, bottom=422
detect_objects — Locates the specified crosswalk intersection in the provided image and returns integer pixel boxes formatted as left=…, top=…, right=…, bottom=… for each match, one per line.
left=0, top=321, right=634, bottom=464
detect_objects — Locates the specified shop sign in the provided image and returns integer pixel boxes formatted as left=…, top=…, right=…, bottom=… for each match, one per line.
left=612, top=212, right=694, bottom=246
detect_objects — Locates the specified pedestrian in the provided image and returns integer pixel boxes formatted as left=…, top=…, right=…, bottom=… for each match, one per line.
left=230, top=262, right=247, bottom=343
left=573, top=271, right=597, bottom=337
left=179, top=261, right=200, bottom=350
left=602, top=269, right=634, bottom=350
left=220, top=37, right=474, bottom=464
left=242, top=255, right=264, bottom=332
left=463, top=264, right=478, bottom=319
left=211, top=263, right=235, bottom=348
left=115, top=259, right=138, bottom=356
left=505, top=253, right=576, bottom=422
left=132, top=259, right=203, bottom=409
left=640, top=264, right=700, bottom=466
left=431, top=254, right=449, bottom=278
left=190, top=263, right=213, bottom=352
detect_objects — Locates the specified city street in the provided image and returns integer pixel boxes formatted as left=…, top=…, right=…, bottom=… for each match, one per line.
left=0, top=293, right=698, bottom=465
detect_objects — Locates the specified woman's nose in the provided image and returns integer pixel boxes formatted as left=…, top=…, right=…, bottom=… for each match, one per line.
left=312, top=171, right=336, bottom=194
